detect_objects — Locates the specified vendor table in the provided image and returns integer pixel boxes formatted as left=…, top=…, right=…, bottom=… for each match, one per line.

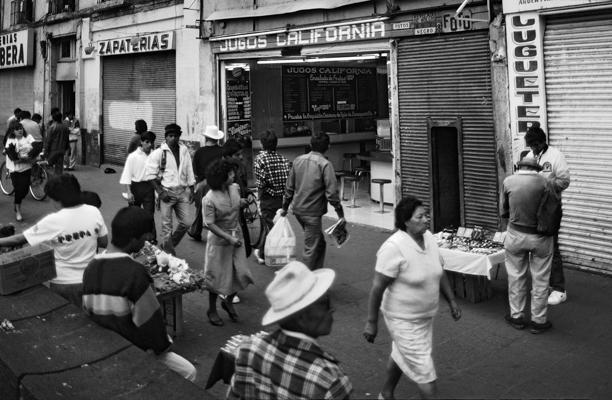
left=157, top=289, right=185, bottom=337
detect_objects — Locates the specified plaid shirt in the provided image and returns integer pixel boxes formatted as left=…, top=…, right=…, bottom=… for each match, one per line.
left=228, top=329, right=352, bottom=400
left=254, top=150, right=290, bottom=198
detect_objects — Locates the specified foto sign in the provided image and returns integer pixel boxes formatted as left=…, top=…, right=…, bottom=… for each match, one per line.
left=97, top=32, right=175, bottom=56
left=0, top=29, right=34, bottom=69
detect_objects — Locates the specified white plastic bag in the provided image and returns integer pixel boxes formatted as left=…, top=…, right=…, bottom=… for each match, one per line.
left=264, top=215, right=296, bottom=267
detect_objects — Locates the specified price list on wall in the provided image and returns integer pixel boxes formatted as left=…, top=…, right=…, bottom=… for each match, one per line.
left=226, top=79, right=252, bottom=121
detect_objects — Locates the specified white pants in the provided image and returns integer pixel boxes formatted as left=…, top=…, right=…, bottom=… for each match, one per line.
left=156, top=351, right=197, bottom=382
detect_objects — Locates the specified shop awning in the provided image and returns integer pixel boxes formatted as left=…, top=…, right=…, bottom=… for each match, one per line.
left=205, top=0, right=370, bottom=21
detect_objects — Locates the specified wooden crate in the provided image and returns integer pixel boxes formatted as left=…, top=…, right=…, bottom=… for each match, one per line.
left=0, top=244, right=56, bottom=295
left=447, top=271, right=493, bottom=303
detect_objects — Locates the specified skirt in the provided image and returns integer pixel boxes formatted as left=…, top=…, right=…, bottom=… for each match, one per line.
left=382, top=312, right=437, bottom=384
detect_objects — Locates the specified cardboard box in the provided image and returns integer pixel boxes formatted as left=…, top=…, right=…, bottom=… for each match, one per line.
left=0, top=244, right=56, bottom=295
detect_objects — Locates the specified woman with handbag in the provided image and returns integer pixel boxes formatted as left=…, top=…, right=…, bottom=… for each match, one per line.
left=4, top=120, right=35, bottom=222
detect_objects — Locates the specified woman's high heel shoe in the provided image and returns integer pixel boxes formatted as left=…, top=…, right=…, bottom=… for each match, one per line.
left=221, top=299, right=239, bottom=322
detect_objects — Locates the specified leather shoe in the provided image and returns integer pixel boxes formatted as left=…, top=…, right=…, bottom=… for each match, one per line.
left=221, top=299, right=239, bottom=322
left=207, top=311, right=224, bottom=326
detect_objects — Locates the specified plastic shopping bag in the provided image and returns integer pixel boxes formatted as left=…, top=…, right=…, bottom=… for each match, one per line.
left=264, top=215, right=296, bottom=267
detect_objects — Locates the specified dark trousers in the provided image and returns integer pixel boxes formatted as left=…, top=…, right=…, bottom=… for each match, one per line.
left=188, top=180, right=208, bottom=238
left=258, top=194, right=283, bottom=256
left=11, top=169, right=31, bottom=205
left=130, top=181, right=157, bottom=240
left=295, top=214, right=326, bottom=270
left=549, top=233, right=565, bottom=291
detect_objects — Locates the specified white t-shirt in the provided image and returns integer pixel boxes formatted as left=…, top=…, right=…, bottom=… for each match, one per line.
left=119, top=147, right=150, bottom=184
left=23, top=204, right=108, bottom=284
left=376, top=230, right=443, bottom=320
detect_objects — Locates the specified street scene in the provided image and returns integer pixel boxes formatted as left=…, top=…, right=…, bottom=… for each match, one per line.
left=1, top=0, right=612, bottom=399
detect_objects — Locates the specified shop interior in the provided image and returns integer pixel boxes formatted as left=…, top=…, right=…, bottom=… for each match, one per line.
left=221, top=51, right=394, bottom=230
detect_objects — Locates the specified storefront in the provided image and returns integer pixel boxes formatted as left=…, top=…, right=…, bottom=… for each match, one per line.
left=504, top=0, right=612, bottom=274
left=0, top=29, right=35, bottom=125
left=100, top=32, right=176, bottom=164
left=392, top=5, right=498, bottom=232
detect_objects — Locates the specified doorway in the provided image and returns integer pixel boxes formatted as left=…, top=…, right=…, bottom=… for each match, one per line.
left=57, top=81, right=75, bottom=116
left=428, top=118, right=463, bottom=232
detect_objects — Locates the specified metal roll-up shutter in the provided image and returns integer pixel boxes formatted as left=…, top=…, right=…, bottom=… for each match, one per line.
left=397, top=30, right=497, bottom=229
left=102, top=51, right=176, bottom=164
left=544, top=13, right=612, bottom=274
left=0, top=69, right=34, bottom=125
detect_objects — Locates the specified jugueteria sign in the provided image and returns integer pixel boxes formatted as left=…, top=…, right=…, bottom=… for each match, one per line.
left=97, top=32, right=175, bottom=56
left=0, top=29, right=34, bottom=70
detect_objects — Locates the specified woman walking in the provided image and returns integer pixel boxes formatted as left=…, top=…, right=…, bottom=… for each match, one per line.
left=363, top=196, right=461, bottom=399
left=202, top=159, right=254, bottom=326
left=4, top=120, right=35, bottom=221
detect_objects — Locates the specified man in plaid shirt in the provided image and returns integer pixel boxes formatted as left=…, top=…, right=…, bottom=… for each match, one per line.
left=253, top=130, right=290, bottom=264
left=228, top=261, right=352, bottom=400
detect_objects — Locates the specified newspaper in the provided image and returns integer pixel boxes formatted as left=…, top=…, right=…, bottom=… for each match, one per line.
left=325, top=220, right=350, bottom=248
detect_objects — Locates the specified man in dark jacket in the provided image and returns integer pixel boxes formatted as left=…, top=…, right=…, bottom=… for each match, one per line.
left=43, top=110, right=70, bottom=175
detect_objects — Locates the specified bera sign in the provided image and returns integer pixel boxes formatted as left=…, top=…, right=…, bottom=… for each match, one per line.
left=0, top=29, right=34, bottom=69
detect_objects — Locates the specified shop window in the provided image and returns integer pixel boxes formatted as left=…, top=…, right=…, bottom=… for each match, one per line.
left=48, top=0, right=75, bottom=14
left=10, top=0, right=32, bottom=25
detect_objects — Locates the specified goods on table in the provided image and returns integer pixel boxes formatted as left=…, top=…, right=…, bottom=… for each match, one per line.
left=435, top=226, right=504, bottom=255
left=136, top=241, right=205, bottom=294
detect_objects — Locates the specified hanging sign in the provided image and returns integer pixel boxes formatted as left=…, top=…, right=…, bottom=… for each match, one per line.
left=0, top=29, right=34, bottom=69
left=97, top=32, right=175, bottom=56
left=503, top=0, right=610, bottom=13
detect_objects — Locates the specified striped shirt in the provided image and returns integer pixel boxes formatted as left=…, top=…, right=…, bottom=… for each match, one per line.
left=228, top=329, right=352, bottom=400
left=254, top=150, right=290, bottom=198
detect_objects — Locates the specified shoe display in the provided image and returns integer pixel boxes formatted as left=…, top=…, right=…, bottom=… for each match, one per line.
left=530, top=320, right=552, bottom=334
left=504, top=314, right=526, bottom=330
left=548, top=290, right=567, bottom=305
left=253, top=249, right=265, bottom=264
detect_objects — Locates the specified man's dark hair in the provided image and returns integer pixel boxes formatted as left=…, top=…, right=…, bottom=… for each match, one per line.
left=141, top=131, right=156, bottom=143
left=19, top=110, right=31, bottom=120
left=524, top=122, right=547, bottom=146
left=310, top=132, right=330, bottom=153
left=32, top=113, right=42, bottom=123
left=222, top=138, right=242, bottom=158
left=164, top=123, right=182, bottom=137
left=261, top=130, right=278, bottom=151
left=51, top=110, right=63, bottom=123
left=206, top=159, right=234, bottom=190
left=135, top=119, right=148, bottom=134
left=81, top=191, right=102, bottom=208
left=44, top=174, right=82, bottom=207
left=13, top=108, right=21, bottom=116
left=394, top=195, right=424, bottom=231
left=111, top=206, right=154, bottom=248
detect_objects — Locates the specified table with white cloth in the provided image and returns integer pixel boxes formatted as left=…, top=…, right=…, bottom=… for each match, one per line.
left=439, top=247, right=505, bottom=303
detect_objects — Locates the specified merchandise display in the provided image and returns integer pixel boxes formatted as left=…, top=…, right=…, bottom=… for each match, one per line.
left=435, top=226, right=505, bottom=255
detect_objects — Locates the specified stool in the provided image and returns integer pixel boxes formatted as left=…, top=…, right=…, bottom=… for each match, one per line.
left=343, top=176, right=360, bottom=208
left=354, top=167, right=370, bottom=194
left=335, top=171, right=347, bottom=201
left=342, top=153, right=358, bottom=173
left=371, top=179, right=392, bottom=213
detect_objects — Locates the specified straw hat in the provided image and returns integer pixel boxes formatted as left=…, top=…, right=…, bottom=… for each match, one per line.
left=261, top=261, right=335, bottom=326
left=203, top=125, right=225, bottom=140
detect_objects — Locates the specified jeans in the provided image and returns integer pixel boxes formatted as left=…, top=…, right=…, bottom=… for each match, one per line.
left=159, top=188, right=191, bottom=252
left=549, top=233, right=565, bottom=292
left=64, top=140, right=77, bottom=169
left=504, top=227, right=553, bottom=324
left=131, top=181, right=157, bottom=240
left=295, top=214, right=326, bottom=270
left=155, top=351, right=197, bottom=382
left=258, top=194, right=283, bottom=256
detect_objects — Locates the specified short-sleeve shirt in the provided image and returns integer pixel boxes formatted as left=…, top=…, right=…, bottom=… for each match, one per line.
left=376, top=230, right=443, bottom=320
left=203, top=183, right=241, bottom=232
left=23, top=204, right=108, bottom=284
left=5, top=135, right=34, bottom=173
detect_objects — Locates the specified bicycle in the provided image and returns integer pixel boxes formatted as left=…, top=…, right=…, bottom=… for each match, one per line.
left=242, top=190, right=267, bottom=249
left=0, top=158, right=49, bottom=201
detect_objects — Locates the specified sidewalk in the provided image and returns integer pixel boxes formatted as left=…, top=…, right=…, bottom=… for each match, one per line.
left=1, top=163, right=611, bottom=399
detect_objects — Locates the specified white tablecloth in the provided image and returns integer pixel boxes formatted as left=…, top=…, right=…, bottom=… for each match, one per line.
left=439, top=248, right=505, bottom=279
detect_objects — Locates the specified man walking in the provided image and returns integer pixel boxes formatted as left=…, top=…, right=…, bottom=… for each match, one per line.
left=120, top=131, right=158, bottom=242
left=43, top=110, right=70, bottom=176
left=501, top=156, right=554, bottom=334
left=187, top=125, right=224, bottom=242
left=253, top=130, right=290, bottom=264
left=281, top=132, right=345, bottom=270
left=144, top=123, right=195, bottom=254
left=228, top=261, right=352, bottom=399
left=524, top=122, right=570, bottom=305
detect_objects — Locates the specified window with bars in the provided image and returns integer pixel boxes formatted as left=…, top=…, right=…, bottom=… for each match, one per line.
left=10, top=0, right=32, bottom=25
left=48, top=0, right=75, bottom=14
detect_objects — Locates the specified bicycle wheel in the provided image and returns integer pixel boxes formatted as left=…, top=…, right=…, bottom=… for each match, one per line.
left=0, top=162, right=14, bottom=196
left=29, top=164, right=48, bottom=201
left=243, top=192, right=264, bottom=248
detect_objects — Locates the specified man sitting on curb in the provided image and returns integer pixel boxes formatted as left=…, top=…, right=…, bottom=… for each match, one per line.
left=227, top=261, right=352, bottom=399
left=82, top=206, right=197, bottom=381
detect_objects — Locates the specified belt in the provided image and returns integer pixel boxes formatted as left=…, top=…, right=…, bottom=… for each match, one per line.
left=509, top=223, right=539, bottom=235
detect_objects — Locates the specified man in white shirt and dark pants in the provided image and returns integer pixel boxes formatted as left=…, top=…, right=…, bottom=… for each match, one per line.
left=144, top=124, right=195, bottom=254
left=120, top=131, right=157, bottom=243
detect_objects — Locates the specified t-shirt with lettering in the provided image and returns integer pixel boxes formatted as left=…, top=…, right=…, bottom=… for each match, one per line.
left=23, top=204, right=108, bottom=285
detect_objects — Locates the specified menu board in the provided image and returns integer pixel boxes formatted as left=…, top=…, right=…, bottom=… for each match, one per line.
left=226, top=79, right=251, bottom=121
left=282, top=66, right=378, bottom=120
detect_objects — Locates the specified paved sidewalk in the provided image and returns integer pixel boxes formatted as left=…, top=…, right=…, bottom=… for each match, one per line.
left=1, top=163, right=611, bottom=399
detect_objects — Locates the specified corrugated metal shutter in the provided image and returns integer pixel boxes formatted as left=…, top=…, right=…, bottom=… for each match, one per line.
left=544, top=13, right=612, bottom=274
left=0, top=69, right=34, bottom=126
left=102, top=51, right=176, bottom=165
left=397, top=30, right=498, bottom=229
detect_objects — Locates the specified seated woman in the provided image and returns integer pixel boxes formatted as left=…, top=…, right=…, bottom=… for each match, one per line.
left=0, top=174, right=108, bottom=306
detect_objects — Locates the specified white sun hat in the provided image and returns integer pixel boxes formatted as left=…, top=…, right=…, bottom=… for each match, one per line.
left=202, top=125, right=225, bottom=140
left=261, top=261, right=335, bottom=326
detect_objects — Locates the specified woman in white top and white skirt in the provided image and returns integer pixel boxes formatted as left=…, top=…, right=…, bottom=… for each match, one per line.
left=363, top=195, right=461, bottom=399
left=4, top=120, right=35, bottom=222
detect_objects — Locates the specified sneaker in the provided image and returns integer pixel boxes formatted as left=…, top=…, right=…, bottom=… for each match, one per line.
left=253, top=249, right=265, bottom=264
left=504, top=314, right=526, bottom=330
left=530, top=320, right=552, bottom=334
left=548, top=290, right=567, bottom=305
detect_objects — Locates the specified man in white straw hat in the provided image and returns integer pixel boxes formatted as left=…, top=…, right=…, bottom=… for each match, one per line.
left=227, top=261, right=353, bottom=400
left=187, top=125, right=225, bottom=242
